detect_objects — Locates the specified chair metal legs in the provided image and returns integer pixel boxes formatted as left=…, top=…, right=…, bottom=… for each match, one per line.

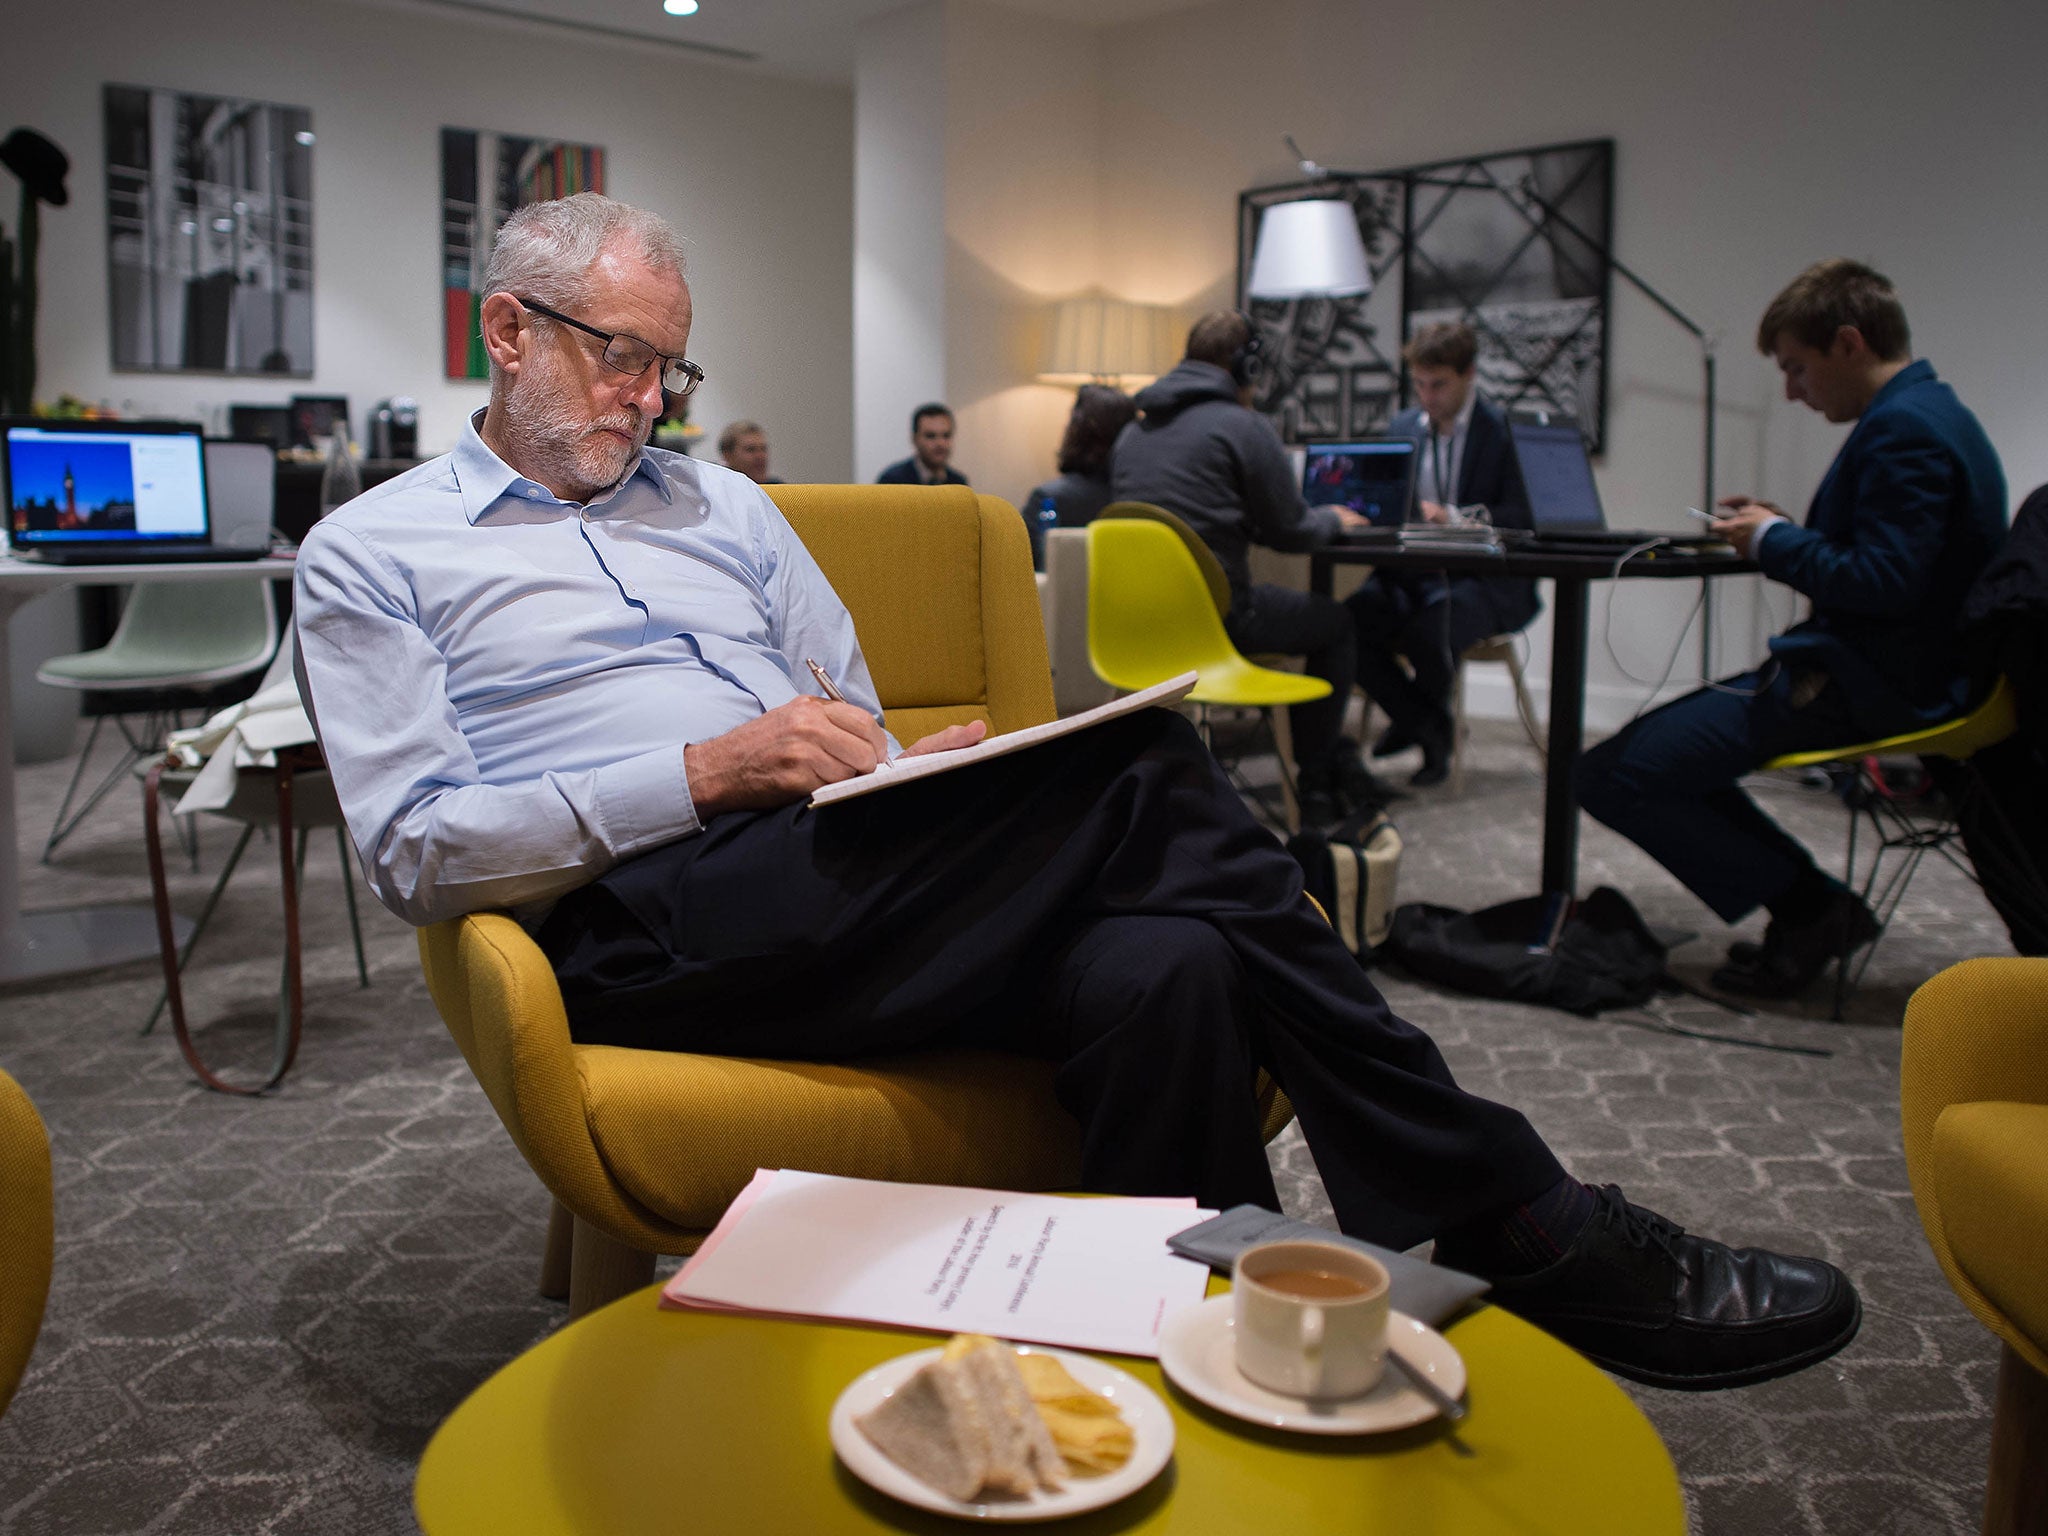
left=1197, top=704, right=1299, bottom=835
left=43, top=710, right=197, bottom=863
left=1828, top=757, right=1988, bottom=1021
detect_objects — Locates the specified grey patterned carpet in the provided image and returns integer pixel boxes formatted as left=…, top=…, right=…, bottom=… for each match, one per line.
left=0, top=714, right=2014, bottom=1534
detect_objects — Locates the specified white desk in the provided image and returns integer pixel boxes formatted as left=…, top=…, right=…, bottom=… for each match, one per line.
left=1, top=554, right=300, bottom=983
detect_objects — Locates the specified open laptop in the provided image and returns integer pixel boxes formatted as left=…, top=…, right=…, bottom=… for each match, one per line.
left=3, top=418, right=268, bottom=564
left=1302, top=438, right=1419, bottom=533
left=1508, top=419, right=1724, bottom=551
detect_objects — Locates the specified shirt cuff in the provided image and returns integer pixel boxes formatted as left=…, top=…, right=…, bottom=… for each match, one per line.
left=1752, top=514, right=1789, bottom=558
left=593, top=744, right=699, bottom=854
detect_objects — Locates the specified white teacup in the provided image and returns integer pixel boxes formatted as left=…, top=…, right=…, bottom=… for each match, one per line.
left=1232, top=1239, right=1391, bottom=1400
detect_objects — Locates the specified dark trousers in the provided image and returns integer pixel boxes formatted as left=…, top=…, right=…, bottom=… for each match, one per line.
left=1223, top=583, right=1355, bottom=764
left=539, top=710, right=1563, bottom=1249
left=1345, top=573, right=1498, bottom=739
left=1575, top=665, right=1862, bottom=923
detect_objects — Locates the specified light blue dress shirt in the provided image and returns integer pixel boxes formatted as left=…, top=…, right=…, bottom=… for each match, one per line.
left=295, top=413, right=892, bottom=928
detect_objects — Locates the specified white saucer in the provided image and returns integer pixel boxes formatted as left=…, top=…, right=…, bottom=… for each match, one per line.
left=830, top=1344, right=1174, bottom=1522
left=1155, top=1296, right=1466, bottom=1435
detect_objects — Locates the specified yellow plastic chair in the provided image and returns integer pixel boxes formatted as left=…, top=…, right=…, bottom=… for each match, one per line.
left=1098, top=500, right=1234, bottom=618
left=1764, top=676, right=2018, bottom=1016
left=1087, top=517, right=1331, bottom=829
left=1901, top=957, right=2048, bottom=1535
left=412, top=488, right=1294, bottom=1317
left=0, top=1068, right=53, bottom=1419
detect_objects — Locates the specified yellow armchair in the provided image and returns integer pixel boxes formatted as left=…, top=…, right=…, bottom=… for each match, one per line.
left=0, top=1068, right=53, bottom=1419
left=1900, top=957, right=2048, bottom=1535
left=418, top=486, right=1292, bottom=1316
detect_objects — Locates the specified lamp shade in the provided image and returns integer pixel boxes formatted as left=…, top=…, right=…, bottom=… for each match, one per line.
left=1037, top=295, right=1183, bottom=386
left=1246, top=199, right=1372, bottom=299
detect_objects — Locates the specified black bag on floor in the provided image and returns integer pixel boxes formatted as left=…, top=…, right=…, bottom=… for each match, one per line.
left=1287, top=811, right=1402, bottom=963
left=1384, top=886, right=1666, bottom=1015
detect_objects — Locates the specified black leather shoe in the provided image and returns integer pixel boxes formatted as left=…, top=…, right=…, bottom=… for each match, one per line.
left=1455, top=1185, right=1861, bottom=1390
left=1334, top=740, right=1399, bottom=814
left=1712, top=890, right=1880, bottom=998
left=1371, top=723, right=1417, bottom=759
left=1408, top=717, right=1453, bottom=788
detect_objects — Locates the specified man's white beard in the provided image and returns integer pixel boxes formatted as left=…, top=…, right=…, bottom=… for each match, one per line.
left=500, top=348, right=650, bottom=497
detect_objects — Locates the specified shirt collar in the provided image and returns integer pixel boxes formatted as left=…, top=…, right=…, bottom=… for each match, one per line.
left=1428, top=387, right=1478, bottom=441
left=453, top=408, right=673, bottom=524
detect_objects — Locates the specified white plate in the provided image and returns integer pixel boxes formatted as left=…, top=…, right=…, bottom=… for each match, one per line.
left=1156, top=1295, right=1466, bottom=1435
left=830, top=1344, right=1174, bottom=1522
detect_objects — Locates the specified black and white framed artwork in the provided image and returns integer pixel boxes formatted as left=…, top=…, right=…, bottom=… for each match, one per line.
left=1239, top=139, right=1613, bottom=448
left=103, top=83, right=315, bottom=376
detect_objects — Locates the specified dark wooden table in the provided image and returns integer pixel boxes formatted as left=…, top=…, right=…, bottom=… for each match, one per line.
left=1311, top=538, right=1755, bottom=902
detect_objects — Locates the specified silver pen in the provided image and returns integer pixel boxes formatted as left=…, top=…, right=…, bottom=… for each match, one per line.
left=805, top=657, right=849, bottom=704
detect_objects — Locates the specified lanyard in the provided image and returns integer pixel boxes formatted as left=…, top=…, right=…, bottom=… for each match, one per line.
left=1429, top=427, right=1455, bottom=508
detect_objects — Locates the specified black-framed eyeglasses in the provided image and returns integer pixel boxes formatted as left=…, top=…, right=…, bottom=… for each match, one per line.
left=516, top=297, right=705, bottom=398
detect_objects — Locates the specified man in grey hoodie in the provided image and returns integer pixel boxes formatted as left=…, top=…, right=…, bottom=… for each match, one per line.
left=1109, top=311, right=1375, bottom=820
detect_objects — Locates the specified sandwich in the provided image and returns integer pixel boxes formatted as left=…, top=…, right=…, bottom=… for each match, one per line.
left=856, top=1334, right=1117, bottom=1501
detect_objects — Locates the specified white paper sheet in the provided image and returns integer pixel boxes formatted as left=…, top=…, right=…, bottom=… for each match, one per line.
left=662, top=1170, right=1213, bottom=1358
left=808, top=672, right=1198, bottom=808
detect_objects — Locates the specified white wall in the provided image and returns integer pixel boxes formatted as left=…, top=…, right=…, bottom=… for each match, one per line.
left=1, top=0, right=854, bottom=478
left=854, top=2, right=950, bottom=481
left=1090, top=0, right=2048, bottom=728
left=941, top=3, right=1106, bottom=510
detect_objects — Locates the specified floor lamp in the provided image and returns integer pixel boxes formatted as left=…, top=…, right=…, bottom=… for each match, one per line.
left=1506, top=176, right=1723, bottom=675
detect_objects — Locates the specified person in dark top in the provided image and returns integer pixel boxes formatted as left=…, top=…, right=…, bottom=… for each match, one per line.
left=1024, top=384, right=1138, bottom=528
left=1346, top=323, right=1541, bottom=786
left=1019, top=384, right=1137, bottom=567
left=1109, top=312, right=1377, bottom=822
left=1578, top=259, right=2009, bottom=998
left=877, top=403, right=970, bottom=486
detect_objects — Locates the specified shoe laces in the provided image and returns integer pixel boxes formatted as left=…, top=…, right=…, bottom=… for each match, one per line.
left=1590, top=1185, right=1687, bottom=1264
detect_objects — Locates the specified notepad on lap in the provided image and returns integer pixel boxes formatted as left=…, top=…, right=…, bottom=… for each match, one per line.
left=809, top=671, right=1198, bottom=808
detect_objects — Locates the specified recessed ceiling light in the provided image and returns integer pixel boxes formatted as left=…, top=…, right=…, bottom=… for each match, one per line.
left=663, top=0, right=698, bottom=14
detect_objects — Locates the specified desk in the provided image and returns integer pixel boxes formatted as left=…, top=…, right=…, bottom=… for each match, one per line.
left=416, top=1285, right=1683, bottom=1534
left=0, top=554, right=299, bottom=983
left=1311, top=541, right=1754, bottom=898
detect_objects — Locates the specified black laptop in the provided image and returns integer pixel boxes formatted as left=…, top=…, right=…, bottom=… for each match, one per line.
left=3, top=418, right=268, bottom=565
left=1508, top=419, right=1722, bottom=551
left=1303, top=438, right=1419, bottom=534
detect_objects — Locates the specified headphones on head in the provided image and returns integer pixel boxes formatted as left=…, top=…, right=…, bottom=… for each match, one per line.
left=1228, top=317, right=1265, bottom=387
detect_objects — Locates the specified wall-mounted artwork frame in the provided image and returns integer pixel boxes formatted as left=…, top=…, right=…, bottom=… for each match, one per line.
left=103, top=83, right=315, bottom=376
left=440, top=128, right=605, bottom=380
left=1238, top=139, right=1614, bottom=448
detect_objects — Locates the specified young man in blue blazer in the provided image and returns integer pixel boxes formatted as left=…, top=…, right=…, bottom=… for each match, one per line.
left=1577, top=260, right=2008, bottom=998
left=1346, top=323, right=1540, bottom=785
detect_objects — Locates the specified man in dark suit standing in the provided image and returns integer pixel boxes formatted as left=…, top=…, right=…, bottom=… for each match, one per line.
left=1345, top=323, right=1540, bottom=786
left=876, top=403, right=971, bottom=486
left=1578, top=260, right=2008, bottom=998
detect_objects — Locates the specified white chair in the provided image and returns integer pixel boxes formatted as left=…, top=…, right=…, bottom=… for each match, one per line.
left=1449, top=636, right=1546, bottom=795
left=37, top=580, right=279, bottom=859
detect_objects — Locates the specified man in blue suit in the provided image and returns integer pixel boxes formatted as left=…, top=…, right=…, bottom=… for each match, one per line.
left=1578, top=260, right=2008, bottom=998
left=1346, top=323, right=1540, bottom=786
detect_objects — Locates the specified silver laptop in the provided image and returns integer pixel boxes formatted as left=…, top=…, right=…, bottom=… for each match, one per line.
left=1509, top=420, right=1720, bottom=549
left=3, top=417, right=267, bottom=564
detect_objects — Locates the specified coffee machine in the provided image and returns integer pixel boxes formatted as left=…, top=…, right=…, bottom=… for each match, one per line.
left=368, top=397, right=419, bottom=459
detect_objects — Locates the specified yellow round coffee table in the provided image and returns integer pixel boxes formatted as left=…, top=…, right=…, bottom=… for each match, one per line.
left=416, top=1281, right=1682, bottom=1534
